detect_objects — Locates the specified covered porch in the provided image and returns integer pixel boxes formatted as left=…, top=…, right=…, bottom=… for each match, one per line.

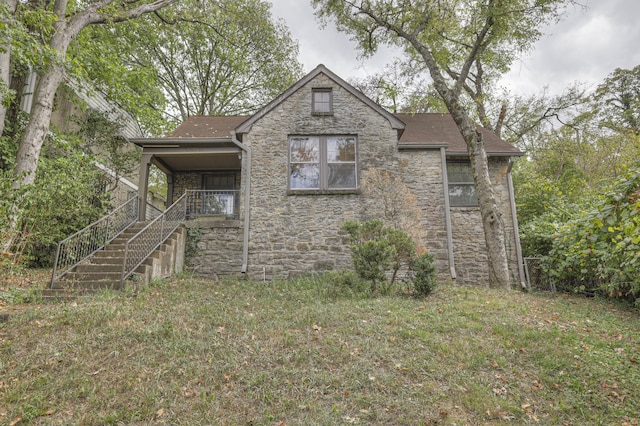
left=130, top=136, right=246, bottom=222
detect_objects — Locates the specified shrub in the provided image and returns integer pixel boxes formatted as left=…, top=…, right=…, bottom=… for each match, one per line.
left=343, top=219, right=417, bottom=295
left=544, top=163, right=640, bottom=305
left=409, top=251, right=437, bottom=297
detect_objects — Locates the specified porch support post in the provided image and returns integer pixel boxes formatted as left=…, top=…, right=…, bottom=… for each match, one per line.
left=138, top=153, right=152, bottom=221
left=440, top=147, right=457, bottom=280
left=166, top=173, right=175, bottom=207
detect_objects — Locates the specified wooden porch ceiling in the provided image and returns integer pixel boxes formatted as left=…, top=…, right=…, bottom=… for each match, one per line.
left=152, top=152, right=241, bottom=172
left=131, top=137, right=242, bottom=173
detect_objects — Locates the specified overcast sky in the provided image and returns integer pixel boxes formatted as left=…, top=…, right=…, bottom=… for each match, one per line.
left=269, top=0, right=640, bottom=96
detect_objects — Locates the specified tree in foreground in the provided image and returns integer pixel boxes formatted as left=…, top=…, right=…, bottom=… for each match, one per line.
left=313, top=0, right=577, bottom=289
left=0, top=0, right=178, bottom=252
left=10, top=0, right=178, bottom=188
left=76, top=0, right=303, bottom=123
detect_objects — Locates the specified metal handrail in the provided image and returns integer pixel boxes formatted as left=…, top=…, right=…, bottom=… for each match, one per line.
left=186, top=189, right=239, bottom=219
left=50, top=195, right=139, bottom=288
left=145, top=202, right=164, bottom=220
left=119, top=193, right=187, bottom=288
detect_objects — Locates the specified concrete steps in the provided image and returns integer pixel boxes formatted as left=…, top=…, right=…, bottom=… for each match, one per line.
left=45, top=224, right=186, bottom=301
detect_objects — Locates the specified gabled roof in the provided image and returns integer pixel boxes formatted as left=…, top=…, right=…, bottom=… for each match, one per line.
left=395, top=113, right=522, bottom=156
left=235, top=64, right=406, bottom=134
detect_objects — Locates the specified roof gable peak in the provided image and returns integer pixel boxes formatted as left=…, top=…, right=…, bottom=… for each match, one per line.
left=235, top=64, right=405, bottom=134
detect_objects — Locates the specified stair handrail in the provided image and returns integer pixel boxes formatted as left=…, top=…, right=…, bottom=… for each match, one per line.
left=119, top=193, right=187, bottom=288
left=50, top=195, right=139, bottom=288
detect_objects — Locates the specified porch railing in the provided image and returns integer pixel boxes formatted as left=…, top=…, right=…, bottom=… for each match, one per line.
left=50, top=195, right=139, bottom=287
left=186, top=190, right=239, bottom=219
left=146, top=202, right=163, bottom=220
left=120, top=193, right=187, bottom=288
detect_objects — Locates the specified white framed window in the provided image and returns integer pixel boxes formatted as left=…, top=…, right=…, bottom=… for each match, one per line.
left=289, top=135, right=357, bottom=190
left=312, top=88, right=332, bottom=115
left=447, top=160, right=478, bottom=207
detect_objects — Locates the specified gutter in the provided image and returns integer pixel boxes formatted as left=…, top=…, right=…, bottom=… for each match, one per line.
left=231, top=131, right=251, bottom=274
left=440, top=147, right=456, bottom=280
left=507, top=158, right=526, bottom=289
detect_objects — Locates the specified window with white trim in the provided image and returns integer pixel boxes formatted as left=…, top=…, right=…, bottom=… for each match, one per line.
left=312, top=88, right=332, bottom=115
left=447, top=160, right=478, bottom=207
left=289, top=135, right=357, bottom=190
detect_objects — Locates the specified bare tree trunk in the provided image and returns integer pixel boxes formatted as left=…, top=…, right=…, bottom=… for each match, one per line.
left=0, top=0, right=18, bottom=138
left=12, top=67, right=64, bottom=186
left=447, top=105, right=512, bottom=289
left=468, top=132, right=511, bottom=289
left=414, top=43, right=513, bottom=289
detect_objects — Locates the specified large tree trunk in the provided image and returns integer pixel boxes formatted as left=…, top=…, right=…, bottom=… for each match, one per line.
left=414, top=45, right=513, bottom=289
left=447, top=105, right=512, bottom=289
left=0, top=0, right=18, bottom=138
left=12, top=66, right=64, bottom=186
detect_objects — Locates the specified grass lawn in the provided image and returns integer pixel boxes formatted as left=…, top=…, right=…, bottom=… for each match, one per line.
left=1, top=272, right=639, bottom=425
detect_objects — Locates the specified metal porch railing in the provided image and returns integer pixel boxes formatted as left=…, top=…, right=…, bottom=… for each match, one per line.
left=50, top=195, right=139, bottom=287
left=186, top=190, right=239, bottom=219
left=119, top=193, right=187, bottom=288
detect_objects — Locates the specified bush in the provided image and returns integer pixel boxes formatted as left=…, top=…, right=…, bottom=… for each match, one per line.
left=544, top=163, right=640, bottom=305
left=410, top=251, right=437, bottom=297
left=343, top=219, right=425, bottom=296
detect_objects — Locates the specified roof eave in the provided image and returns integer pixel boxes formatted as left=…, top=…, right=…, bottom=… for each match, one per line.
left=446, top=150, right=524, bottom=157
left=129, top=137, right=233, bottom=147
left=398, top=143, right=449, bottom=150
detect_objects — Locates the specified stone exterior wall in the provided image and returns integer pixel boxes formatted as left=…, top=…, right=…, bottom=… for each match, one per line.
left=185, top=220, right=244, bottom=279
left=242, top=73, right=400, bottom=280
left=173, top=172, right=201, bottom=202
left=396, top=149, right=450, bottom=282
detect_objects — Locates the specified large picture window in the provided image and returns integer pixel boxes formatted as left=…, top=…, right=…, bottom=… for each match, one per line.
left=289, top=135, right=357, bottom=190
left=447, top=160, right=478, bottom=207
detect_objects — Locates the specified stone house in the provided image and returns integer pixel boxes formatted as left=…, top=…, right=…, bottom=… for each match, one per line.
left=131, top=64, right=524, bottom=286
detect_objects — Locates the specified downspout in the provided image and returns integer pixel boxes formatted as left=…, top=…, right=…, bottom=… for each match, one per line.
left=231, top=131, right=251, bottom=273
left=440, top=147, right=456, bottom=280
left=507, top=158, right=526, bottom=289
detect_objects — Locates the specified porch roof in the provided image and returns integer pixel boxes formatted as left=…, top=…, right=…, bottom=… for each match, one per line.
left=129, top=132, right=242, bottom=173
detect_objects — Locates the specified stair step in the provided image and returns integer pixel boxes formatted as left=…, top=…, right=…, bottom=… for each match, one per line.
left=40, top=287, right=99, bottom=301
left=76, top=264, right=123, bottom=273
left=64, top=271, right=122, bottom=282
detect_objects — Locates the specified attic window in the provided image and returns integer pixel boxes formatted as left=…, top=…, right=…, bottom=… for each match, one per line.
left=312, top=88, right=332, bottom=115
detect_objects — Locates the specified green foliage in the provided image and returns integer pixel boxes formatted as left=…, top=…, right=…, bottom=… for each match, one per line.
left=74, top=109, right=140, bottom=189
left=0, top=2, right=57, bottom=71
left=343, top=219, right=418, bottom=295
left=0, top=286, right=40, bottom=305
left=544, top=163, right=640, bottom=304
left=1, top=132, right=109, bottom=266
left=184, top=224, right=202, bottom=264
left=73, top=0, right=303, bottom=126
left=409, top=251, right=437, bottom=297
left=592, top=64, right=640, bottom=136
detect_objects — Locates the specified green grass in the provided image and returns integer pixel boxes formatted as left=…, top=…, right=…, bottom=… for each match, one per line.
left=1, top=273, right=639, bottom=425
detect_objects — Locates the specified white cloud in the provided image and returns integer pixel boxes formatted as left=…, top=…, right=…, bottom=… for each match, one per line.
left=270, top=0, right=640, bottom=95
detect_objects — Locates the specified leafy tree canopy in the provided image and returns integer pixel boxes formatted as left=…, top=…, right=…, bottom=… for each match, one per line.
left=72, top=0, right=303, bottom=128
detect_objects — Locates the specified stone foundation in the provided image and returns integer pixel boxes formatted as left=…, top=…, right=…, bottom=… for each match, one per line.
left=185, top=220, right=244, bottom=280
